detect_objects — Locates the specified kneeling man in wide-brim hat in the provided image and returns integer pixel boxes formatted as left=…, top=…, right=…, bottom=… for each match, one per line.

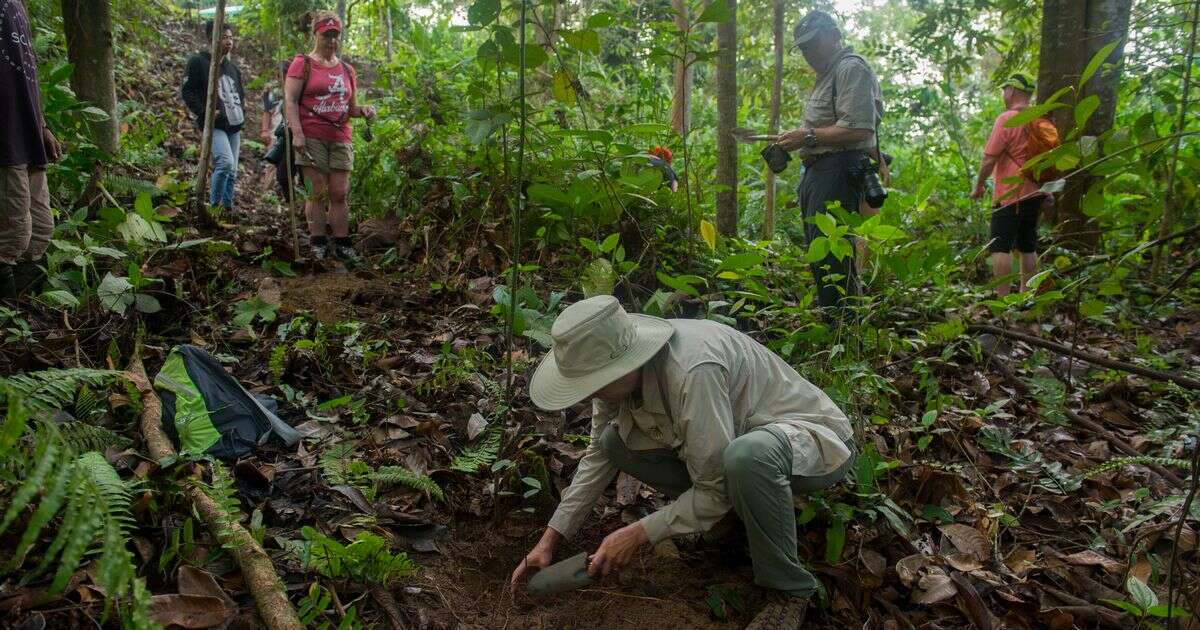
left=510, top=295, right=857, bottom=628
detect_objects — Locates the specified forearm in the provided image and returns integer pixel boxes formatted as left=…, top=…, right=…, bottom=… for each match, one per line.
left=976, top=154, right=998, bottom=188
left=778, top=125, right=873, bottom=152
left=284, top=102, right=303, bottom=137
left=537, top=526, right=564, bottom=550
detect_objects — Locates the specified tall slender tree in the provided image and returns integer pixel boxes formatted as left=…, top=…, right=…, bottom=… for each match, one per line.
left=670, top=0, right=692, bottom=138
left=60, top=0, right=119, bottom=155
left=1037, top=0, right=1132, bottom=250
left=715, top=0, right=738, bottom=237
left=763, top=0, right=782, bottom=240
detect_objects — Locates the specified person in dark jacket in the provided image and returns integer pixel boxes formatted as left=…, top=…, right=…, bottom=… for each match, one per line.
left=181, top=20, right=245, bottom=213
left=1, top=0, right=62, bottom=302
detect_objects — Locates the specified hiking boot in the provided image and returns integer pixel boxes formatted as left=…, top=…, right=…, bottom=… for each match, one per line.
left=746, top=592, right=809, bottom=630
left=702, top=511, right=743, bottom=544
left=309, top=236, right=330, bottom=261
left=331, top=238, right=359, bottom=262
left=0, top=265, right=16, bottom=302
left=12, top=259, right=46, bottom=296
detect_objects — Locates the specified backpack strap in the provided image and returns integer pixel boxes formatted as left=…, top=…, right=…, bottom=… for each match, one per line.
left=295, top=54, right=352, bottom=128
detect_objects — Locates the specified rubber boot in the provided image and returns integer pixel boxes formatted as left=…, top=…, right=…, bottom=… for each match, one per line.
left=0, top=265, right=16, bottom=303
left=12, top=258, right=45, bottom=296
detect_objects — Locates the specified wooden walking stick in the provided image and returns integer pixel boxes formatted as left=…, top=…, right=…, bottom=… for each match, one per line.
left=283, top=128, right=301, bottom=260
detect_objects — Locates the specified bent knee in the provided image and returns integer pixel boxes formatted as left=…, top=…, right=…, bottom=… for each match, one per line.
left=723, top=432, right=780, bottom=478
left=597, top=425, right=623, bottom=458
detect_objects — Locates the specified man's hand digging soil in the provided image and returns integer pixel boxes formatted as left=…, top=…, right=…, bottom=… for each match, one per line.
left=588, top=522, right=648, bottom=577
left=510, top=528, right=559, bottom=592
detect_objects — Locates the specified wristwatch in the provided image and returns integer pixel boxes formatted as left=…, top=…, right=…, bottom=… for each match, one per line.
left=803, top=128, right=819, bottom=148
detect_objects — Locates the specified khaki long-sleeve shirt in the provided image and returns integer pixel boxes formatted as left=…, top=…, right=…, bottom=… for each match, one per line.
left=547, top=319, right=853, bottom=545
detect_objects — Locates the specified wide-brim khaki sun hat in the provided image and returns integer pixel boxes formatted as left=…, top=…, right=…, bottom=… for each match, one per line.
left=530, top=295, right=674, bottom=411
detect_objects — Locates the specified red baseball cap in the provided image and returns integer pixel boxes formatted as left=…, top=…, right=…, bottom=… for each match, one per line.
left=314, top=16, right=341, bottom=35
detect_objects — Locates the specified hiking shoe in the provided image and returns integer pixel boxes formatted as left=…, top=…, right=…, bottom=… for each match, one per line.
left=0, top=265, right=16, bottom=302
left=746, top=592, right=809, bottom=630
left=309, top=243, right=329, bottom=261
left=333, top=243, right=359, bottom=262
left=12, top=259, right=45, bottom=296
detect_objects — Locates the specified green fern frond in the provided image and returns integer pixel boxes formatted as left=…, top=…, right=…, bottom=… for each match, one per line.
left=319, top=442, right=359, bottom=486
left=103, top=174, right=160, bottom=197
left=269, top=345, right=287, bottom=384
left=450, top=425, right=502, bottom=474
left=60, top=421, right=133, bottom=453
left=193, top=460, right=245, bottom=550
left=372, top=466, right=444, bottom=501
left=0, top=425, right=62, bottom=536
left=73, top=386, right=107, bottom=423
left=1, top=368, right=124, bottom=414
left=1083, top=456, right=1192, bottom=479
left=123, top=577, right=159, bottom=630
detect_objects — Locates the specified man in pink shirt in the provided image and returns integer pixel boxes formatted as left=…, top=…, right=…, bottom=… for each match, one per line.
left=971, top=73, right=1049, bottom=297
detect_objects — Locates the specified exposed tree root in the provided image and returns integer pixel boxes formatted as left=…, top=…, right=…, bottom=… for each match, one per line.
left=126, top=351, right=304, bottom=630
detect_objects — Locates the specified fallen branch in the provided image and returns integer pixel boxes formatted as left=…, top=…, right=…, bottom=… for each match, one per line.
left=127, top=352, right=303, bottom=630
left=968, top=323, right=1200, bottom=390
left=369, top=584, right=409, bottom=630
left=1065, top=409, right=1186, bottom=488
left=978, top=349, right=1185, bottom=488
left=1042, top=585, right=1126, bottom=628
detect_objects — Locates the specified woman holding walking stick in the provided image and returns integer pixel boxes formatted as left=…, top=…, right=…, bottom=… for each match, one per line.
left=284, top=10, right=375, bottom=262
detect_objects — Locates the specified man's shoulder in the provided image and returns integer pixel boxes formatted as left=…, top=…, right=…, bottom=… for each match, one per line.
left=661, top=319, right=737, bottom=374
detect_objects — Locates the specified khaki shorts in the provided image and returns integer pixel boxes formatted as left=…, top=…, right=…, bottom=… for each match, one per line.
left=0, top=165, right=53, bottom=265
left=295, top=137, right=353, bottom=172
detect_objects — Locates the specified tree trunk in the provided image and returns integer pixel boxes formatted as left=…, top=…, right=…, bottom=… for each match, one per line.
left=670, top=0, right=692, bottom=138
left=714, top=0, right=738, bottom=237
left=190, top=0, right=225, bottom=226
left=384, top=2, right=394, bottom=63
left=1037, top=0, right=1132, bottom=251
left=337, top=0, right=347, bottom=26
left=60, top=0, right=119, bottom=156
left=763, top=0, right=782, bottom=240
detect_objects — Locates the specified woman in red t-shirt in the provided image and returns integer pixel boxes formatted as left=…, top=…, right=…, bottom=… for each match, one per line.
left=284, top=11, right=375, bottom=261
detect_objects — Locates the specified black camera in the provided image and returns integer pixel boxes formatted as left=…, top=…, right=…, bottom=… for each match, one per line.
left=761, top=143, right=791, bottom=174
left=362, top=122, right=374, bottom=143
left=851, top=154, right=888, bottom=209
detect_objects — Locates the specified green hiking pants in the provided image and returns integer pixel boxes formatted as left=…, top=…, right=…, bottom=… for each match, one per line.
left=598, top=424, right=856, bottom=596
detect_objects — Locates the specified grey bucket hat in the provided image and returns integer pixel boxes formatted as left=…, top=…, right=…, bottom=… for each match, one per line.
left=530, top=296, right=674, bottom=411
left=793, top=10, right=838, bottom=49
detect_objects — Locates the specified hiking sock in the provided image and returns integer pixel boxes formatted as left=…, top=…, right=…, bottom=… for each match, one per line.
left=311, top=235, right=329, bottom=247
left=333, top=237, right=353, bottom=248
left=0, top=265, right=16, bottom=302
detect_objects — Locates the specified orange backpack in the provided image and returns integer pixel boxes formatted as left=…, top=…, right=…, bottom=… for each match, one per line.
left=1021, top=117, right=1061, bottom=184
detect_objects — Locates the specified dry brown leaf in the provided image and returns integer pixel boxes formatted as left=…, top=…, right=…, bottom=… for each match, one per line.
left=1003, top=547, right=1037, bottom=577
left=946, top=553, right=983, bottom=572
left=148, top=594, right=232, bottom=628
left=896, top=554, right=932, bottom=588
left=615, top=473, right=642, bottom=506
left=1063, top=549, right=1126, bottom=574
left=913, top=570, right=958, bottom=605
left=939, top=523, right=991, bottom=561
left=860, top=548, right=887, bottom=578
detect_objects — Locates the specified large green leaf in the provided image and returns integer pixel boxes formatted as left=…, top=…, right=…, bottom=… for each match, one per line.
left=717, top=252, right=764, bottom=272
left=467, top=0, right=500, bottom=26
left=561, top=29, right=600, bottom=55
left=1074, top=94, right=1101, bottom=130
left=1126, top=577, right=1157, bottom=611
left=696, top=0, right=732, bottom=23
left=1079, top=41, right=1119, bottom=89
left=1005, top=87, right=1072, bottom=128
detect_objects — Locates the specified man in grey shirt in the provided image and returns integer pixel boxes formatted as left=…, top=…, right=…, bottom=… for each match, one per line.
left=776, top=10, right=883, bottom=315
left=510, top=296, right=857, bottom=628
